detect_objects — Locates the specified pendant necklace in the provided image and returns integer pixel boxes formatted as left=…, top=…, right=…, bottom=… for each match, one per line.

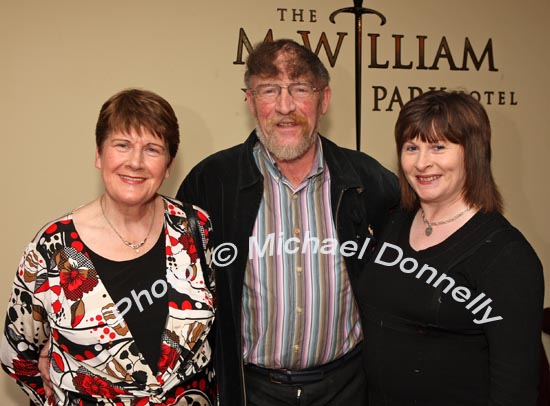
left=101, top=196, right=156, bottom=253
left=420, top=206, right=471, bottom=237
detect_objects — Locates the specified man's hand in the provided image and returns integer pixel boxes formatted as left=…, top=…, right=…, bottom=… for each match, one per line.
left=38, top=342, right=53, bottom=400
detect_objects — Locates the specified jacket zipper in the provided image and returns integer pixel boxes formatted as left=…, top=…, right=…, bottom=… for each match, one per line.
left=334, top=188, right=348, bottom=233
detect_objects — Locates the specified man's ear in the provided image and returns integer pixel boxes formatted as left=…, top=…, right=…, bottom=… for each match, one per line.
left=320, top=86, right=332, bottom=115
left=245, top=91, right=257, bottom=117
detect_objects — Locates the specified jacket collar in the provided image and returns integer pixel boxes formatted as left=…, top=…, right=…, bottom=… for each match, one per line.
left=238, top=131, right=264, bottom=190
left=319, top=135, right=364, bottom=190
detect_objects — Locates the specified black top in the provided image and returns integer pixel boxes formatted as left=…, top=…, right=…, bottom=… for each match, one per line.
left=89, top=229, right=168, bottom=375
left=355, top=210, right=544, bottom=405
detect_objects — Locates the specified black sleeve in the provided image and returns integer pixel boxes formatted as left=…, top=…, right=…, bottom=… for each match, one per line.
left=479, top=239, right=544, bottom=405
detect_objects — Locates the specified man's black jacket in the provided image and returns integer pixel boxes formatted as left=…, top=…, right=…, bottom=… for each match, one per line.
left=177, top=131, right=400, bottom=405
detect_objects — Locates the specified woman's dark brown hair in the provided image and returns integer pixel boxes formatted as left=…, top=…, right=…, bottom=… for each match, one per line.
left=395, top=90, right=503, bottom=213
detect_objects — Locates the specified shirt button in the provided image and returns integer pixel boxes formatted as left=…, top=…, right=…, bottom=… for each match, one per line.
left=296, top=266, right=303, bottom=273
left=294, top=228, right=300, bottom=235
left=293, top=344, right=300, bottom=351
left=296, top=307, right=303, bottom=313
left=292, top=194, right=298, bottom=200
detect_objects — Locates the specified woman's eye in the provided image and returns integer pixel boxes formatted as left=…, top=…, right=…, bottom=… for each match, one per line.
left=146, top=146, right=164, bottom=155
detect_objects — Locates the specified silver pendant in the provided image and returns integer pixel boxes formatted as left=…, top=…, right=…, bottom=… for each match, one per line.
left=425, top=225, right=433, bottom=236
left=125, top=240, right=145, bottom=253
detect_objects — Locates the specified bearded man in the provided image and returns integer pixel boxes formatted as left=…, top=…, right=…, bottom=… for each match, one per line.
left=177, top=39, right=399, bottom=406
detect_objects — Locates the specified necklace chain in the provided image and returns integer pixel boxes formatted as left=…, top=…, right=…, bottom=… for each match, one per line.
left=100, top=196, right=156, bottom=253
left=420, top=206, right=471, bottom=237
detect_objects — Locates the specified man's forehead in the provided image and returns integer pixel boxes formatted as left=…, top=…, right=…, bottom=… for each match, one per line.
left=251, top=71, right=313, bottom=85
left=264, top=52, right=311, bottom=79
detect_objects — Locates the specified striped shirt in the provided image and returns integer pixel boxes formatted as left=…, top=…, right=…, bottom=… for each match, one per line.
left=242, top=138, right=362, bottom=369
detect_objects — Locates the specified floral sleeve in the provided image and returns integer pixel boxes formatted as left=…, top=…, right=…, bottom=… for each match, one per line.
left=1, top=243, right=51, bottom=405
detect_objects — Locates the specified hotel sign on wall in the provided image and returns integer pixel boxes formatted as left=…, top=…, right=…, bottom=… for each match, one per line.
left=232, top=2, right=518, bottom=114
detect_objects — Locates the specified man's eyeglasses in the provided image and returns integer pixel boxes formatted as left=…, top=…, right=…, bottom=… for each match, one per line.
left=248, top=83, right=321, bottom=102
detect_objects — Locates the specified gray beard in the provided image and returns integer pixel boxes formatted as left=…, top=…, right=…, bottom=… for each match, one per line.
left=255, top=126, right=317, bottom=162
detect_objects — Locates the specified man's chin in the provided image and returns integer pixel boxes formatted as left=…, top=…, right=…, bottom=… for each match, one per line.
left=257, top=127, right=317, bottom=161
left=269, top=139, right=316, bottom=162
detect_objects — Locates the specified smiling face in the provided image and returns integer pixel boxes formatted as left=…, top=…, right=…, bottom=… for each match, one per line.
left=246, top=53, right=331, bottom=162
left=400, top=137, right=466, bottom=207
left=95, top=128, right=171, bottom=208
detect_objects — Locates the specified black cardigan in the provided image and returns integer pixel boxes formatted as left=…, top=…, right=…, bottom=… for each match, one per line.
left=355, top=209, right=544, bottom=405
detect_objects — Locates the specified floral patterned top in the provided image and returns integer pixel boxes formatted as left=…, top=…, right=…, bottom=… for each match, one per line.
left=0, top=196, right=216, bottom=405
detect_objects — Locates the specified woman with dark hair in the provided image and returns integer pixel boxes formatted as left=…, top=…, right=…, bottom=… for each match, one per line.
left=0, top=89, right=216, bottom=405
left=355, top=90, right=544, bottom=405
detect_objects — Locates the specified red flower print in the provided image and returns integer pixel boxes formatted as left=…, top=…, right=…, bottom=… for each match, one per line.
left=12, top=355, right=38, bottom=376
left=59, top=268, right=98, bottom=301
left=157, top=343, right=179, bottom=374
left=73, top=373, right=125, bottom=399
left=54, top=250, right=98, bottom=301
left=179, top=234, right=199, bottom=264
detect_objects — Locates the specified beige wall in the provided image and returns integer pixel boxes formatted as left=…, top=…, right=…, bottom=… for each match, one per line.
left=1, top=1, right=548, bottom=403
